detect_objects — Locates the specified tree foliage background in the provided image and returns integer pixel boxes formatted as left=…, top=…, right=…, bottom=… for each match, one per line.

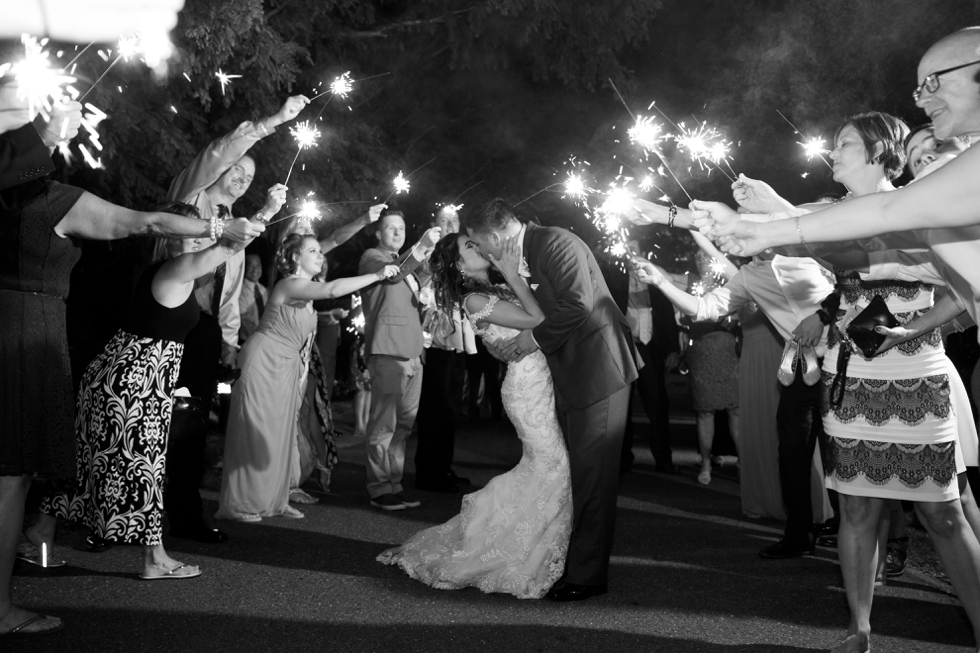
left=24, top=0, right=980, bottom=368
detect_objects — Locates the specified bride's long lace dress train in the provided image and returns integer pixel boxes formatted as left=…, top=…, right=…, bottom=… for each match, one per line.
left=377, top=295, right=572, bottom=599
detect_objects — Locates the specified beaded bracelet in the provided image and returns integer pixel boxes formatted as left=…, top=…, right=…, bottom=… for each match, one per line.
left=667, top=204, right=677, bottom=229
left=794, top=215, right=807, bottom=246
left=209, top=215, right=218, bottom=241
left=215, top=218, right=225, bottom=240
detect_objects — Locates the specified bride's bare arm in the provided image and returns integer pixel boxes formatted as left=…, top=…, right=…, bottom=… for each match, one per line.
left=465, top=235, right=545, bottom=331
left=464, top=293, right=543, bottom=331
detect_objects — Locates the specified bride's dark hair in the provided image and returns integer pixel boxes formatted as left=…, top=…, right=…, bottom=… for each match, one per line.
left=429, top=233, right=511, bottom=314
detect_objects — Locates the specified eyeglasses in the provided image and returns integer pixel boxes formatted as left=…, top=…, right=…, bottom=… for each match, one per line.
left=913, top=59, right=980, bottom=101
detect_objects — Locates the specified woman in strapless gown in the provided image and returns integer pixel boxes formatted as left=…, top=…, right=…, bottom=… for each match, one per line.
left=217, top=234, right=397, bottom=521
left=377, top=233, right=571, bottom=599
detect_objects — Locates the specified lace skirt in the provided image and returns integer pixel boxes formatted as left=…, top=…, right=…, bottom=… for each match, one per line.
left=821, top=342, right=962, bottom=502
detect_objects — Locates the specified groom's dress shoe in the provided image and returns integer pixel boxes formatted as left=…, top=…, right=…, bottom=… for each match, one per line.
left=545, top=582, right=608, bottom=602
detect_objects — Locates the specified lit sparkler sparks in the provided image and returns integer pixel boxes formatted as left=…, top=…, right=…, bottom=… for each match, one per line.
left=709, top=258, right=728, bottom=277
left=117, top=34, right=142, bottom=61
left=627, top=115, right=664, bottom=152
left=330, top=72, right=353, bottom=98
left=801, top=137, right=828, bottom=160
left=2, top=35, right=76, bottom=120
left=691, top=281, right=706, bottom=297
left=564, top=173, right=587, bottom=198
left=599, top=186, right=635, bottom=219
left=776, top=110, right=834, bottom=172
left=283, top=121, right=322, bottom=185
left=215, top=69, right=242, bottom=96
left=297, top=198, right=322, bottom=231
left=392, top=171, right=410, bottom=195
left=289, top=121, right=321, bottom=150
left=639, top=175, right=655, bottom=192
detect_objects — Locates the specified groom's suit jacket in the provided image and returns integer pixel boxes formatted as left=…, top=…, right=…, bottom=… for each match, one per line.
left=523, top=222, right=640, bottom=410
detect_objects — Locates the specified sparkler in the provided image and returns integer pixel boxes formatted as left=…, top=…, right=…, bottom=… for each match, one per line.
left=379, top=157, right=436, bottom=204
left=283, top=121, right=322, bottom=185
left=308, top=71, right=390, bottom=102
left=2, top=35, right=76, bottom=120
left=215, top=69, right=242, bottom=96
left=77, top=34, right=138, bottom=102
left=627, top=115, right=665, bottom=152
left=609, top=83, right=693, bottom=202
left=775, top=110, right=834, bottom=171
left=674, top=120, right=737, bottom=182
left=266, top=193, right=326, bottom=227
left=329, top=71, right=352, bottom=99
left=392, top=171, right=410, bottom=195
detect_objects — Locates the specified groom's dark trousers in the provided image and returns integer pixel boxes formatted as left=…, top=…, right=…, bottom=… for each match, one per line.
left=557, top=385, right=631, bottom=585
left=523, top=222, right=639, bottom=588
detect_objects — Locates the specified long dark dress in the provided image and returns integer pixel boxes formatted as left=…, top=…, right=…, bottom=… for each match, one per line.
left=40, top=261, right=199, bottom=544
left=0, top=181, right=84, bottom=478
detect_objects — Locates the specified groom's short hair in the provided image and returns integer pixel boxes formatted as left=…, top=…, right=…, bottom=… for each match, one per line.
left=464, top=198, right=518, bottom=234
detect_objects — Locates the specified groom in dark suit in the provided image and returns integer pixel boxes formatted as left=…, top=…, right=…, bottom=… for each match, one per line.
left=463, top=199, right=639, bottom=601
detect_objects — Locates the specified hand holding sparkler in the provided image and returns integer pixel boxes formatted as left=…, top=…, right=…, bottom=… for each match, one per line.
left=39, top=99, right=82, bottom=149
left=376, top=264, right=400, bottom=281
left=366, top=203, right=387, bottom=223
left=273, top=95, right=311, bottom=126
left=218, top=217, right=266, bottom=244
left=687, top=200, right=743, bottom=239
left=256, top=183, right=288, bottom=222
left=419, top=226, right=442, bottom=249
left=632, top=257, right=668, bottom=288
left=731, top=174, right=794, bottom=214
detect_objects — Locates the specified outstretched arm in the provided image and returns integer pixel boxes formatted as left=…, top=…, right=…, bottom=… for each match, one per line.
left=152, top=240, right=246, bottom=308
left=320, top=204, right=386, bottom=254
left=703, top=143, right=980, bottom=255
left=167, top=95, right=310, bottom=202
left=53, top=191, right=265, bottom=243
left=277, top=266, right=399, bottom=302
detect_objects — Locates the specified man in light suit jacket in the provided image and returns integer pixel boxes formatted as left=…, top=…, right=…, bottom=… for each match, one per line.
left=359, top=211, right=441, bottom=511
left=464, top=199, right=639, bottom=601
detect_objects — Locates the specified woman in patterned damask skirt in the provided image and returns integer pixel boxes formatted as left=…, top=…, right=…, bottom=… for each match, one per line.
left=29, top=203, right=258, bottom=580
left=377, top=233, right=571, bottom=600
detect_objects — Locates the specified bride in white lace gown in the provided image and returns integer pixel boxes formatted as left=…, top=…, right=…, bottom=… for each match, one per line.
left=377, top=233, right=571, bottom=599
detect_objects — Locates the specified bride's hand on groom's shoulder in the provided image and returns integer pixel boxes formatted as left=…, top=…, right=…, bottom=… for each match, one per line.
left=487, top=235, right=521, bottom=278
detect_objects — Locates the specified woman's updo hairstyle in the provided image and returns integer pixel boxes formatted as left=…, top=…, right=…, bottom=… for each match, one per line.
left=835, top=111, right=910, bottom=181
left=151, top=201, right=202, bottom=262
left=276, top=233, right=314, bottom=277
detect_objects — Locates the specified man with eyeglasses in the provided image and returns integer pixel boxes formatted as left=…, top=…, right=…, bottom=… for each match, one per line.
left=915, top=30, right=980, bottom=142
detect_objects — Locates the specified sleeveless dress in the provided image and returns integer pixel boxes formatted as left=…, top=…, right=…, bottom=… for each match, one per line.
left=377, top=293, right=572, bottom=599
left=216, top=300, right=317, bottom=518
left=0, top=181, right=84, bottom=478
left=40, top=261, right=200, bottom=544
left=822, top=270, right=974, bottom=501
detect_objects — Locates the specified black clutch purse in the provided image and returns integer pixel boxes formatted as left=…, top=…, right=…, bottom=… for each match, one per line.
left=168, top=396, right=207, bottom=441
left=845, top=294, right=899, bottom=359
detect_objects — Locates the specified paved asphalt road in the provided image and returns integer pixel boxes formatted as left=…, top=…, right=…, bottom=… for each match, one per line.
left=8, top=402, right=975, bottom=653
